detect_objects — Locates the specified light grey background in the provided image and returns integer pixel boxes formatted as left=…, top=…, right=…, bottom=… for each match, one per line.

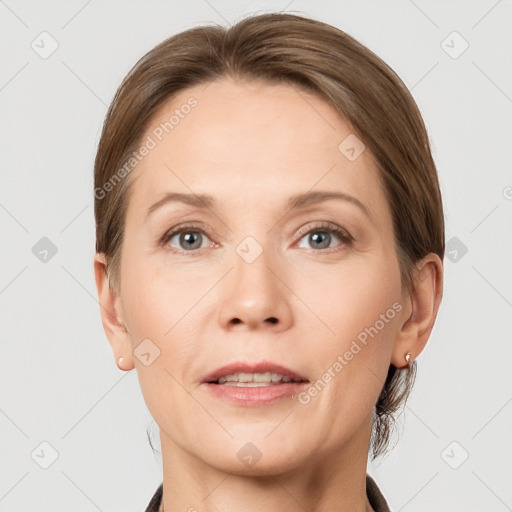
left=1, top=0, right=511, bottom=511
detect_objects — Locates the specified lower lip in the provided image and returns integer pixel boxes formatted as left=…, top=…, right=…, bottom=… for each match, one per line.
left=203, top=382, right=309, bottom=406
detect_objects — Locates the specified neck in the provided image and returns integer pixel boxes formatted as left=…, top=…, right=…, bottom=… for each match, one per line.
left=159, top=414, right=375, bottom=512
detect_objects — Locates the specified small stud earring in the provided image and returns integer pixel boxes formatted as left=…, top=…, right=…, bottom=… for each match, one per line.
left=405, top=352, right=412, bottom=364
left=118, top=356, right=124, bottom=367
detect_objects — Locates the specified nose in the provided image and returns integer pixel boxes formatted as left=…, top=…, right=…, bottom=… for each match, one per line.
left=218, top=241, right=294, bottom=332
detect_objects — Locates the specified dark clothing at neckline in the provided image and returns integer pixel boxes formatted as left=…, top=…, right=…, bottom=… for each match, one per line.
left=143, top=474, right=391, bottom=511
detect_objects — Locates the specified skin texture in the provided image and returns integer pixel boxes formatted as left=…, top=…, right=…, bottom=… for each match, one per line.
left=94, top=77, right=443, bottom=512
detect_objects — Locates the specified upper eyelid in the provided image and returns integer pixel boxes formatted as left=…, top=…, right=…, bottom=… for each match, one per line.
left=296, top=221, right=352, bottom=238
left=161, top=222, right=214, bottom=243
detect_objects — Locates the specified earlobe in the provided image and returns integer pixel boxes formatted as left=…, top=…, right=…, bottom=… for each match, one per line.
left=391, top=253, right=443, bottom=368
left=93, top=253, right=135, bottom=371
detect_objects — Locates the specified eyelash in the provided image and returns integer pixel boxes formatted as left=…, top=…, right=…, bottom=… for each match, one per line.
left=159, top=221, right=354, bottom=256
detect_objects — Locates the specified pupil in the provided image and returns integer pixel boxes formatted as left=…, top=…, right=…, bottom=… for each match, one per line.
left=311, top=232, right=330, bottom=249
left=182, top=232, right=201, bottom=249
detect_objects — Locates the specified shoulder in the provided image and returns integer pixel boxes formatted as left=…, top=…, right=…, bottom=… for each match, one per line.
left=366, top=474, right=391, bottom=512
left=143, top=482, right=163, bottom=512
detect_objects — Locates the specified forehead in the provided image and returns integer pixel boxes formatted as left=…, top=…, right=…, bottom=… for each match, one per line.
left=128, top=77, right=387, bottom=218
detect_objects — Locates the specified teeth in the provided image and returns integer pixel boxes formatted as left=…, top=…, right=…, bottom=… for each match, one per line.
left=216, top=372, right=300, bottom=385
left=254, top=372, right=272, bottom=382
left=222, top=382, right=277, bottom=387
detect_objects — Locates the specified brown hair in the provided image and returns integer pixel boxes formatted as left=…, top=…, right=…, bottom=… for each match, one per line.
left=94, top=12, right=444, bottom=459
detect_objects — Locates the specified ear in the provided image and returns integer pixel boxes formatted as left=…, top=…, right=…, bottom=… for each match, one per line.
left=391, top=253, right=443, bottom=368
left=93, top=252, right=134, bottom=371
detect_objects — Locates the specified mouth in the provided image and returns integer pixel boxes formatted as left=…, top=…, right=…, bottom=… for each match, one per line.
left=209, top=372, right=306, bottom=386
left=202, top=361, right=309, bottom=386
left=201, top=361, right=309, bottom=406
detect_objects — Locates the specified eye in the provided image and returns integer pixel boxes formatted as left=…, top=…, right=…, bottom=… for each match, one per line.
left=160, top=223, right=216, bottom=255
left=296, top=222, right=353, bottom=251
left=160, top=221, right=353, bottom=255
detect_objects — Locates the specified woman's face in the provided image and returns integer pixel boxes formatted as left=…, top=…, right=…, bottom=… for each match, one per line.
left=114, top=77, right=410, bottom=473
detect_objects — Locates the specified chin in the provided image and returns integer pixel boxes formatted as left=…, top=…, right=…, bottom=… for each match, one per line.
left=195, top=435, right=305, bottom=476
left=211, top=453, right=301, bottom=478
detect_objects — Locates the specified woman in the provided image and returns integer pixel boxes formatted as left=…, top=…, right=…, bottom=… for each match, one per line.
left=93, top=12, right=444, bottom=512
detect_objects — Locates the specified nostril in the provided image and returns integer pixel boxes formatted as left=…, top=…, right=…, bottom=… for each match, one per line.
left=266, top=317, right=278, bottom=324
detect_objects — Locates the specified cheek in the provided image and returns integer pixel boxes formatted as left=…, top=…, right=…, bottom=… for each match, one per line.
left=120, top=253, right=216, bottom=397
left=296, top=252, right=401, bottom=344
left=120, top=261, right=208, bottom=432
left=121, top=252, right=206, bottom=340
left=295, top=254, right=401, bottom=391
left=122, top=271, right=171, bottom=341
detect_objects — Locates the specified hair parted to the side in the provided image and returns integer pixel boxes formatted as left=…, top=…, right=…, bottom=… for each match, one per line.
left=94, top=12, right=444, bottom=459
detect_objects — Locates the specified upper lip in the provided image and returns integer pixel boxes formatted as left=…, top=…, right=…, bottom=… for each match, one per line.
left=201, top=361, right=309, bottom=383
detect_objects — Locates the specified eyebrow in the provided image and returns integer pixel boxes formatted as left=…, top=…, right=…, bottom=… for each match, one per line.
left=146, top=190, right=372, bottom=221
